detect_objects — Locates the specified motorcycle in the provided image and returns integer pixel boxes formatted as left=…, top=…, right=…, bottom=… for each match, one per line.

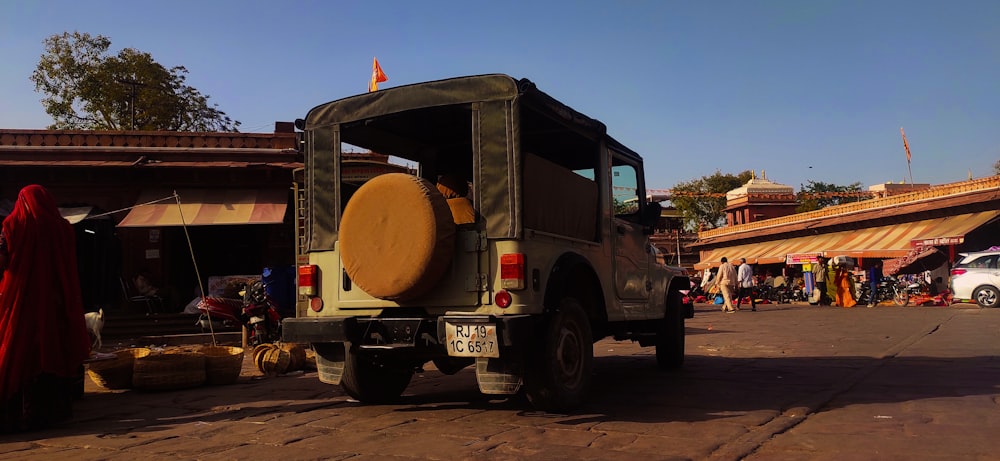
left=857, top=276, right=910, bottom=306
left=197, top=279, right=282, bottom=346
left=761, top=281, right=807, bottom=304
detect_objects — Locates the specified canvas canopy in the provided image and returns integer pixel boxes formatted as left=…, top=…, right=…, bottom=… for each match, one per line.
left=301, top=74, right=626, bottom=251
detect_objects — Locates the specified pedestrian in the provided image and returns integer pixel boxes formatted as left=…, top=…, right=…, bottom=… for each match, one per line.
left=736, top=258, right=756, bottom=311
left=867, top=261, right=883, bottom=307
left=812, top=256, right=829, bottom=305
left=834, top=262, right=857, bottom=308
left=715, top=257, right=738, bottom=313
left=0, top=185, right=91, bottom=433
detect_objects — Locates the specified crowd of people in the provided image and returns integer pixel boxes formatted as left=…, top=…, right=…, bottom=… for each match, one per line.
left=691, top=254, right=951, bottom=310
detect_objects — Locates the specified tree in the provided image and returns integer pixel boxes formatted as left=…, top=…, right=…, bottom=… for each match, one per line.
left=994, top=159, right=1000, bottom=176
left=670, top=170, right=753, bottom=231
left=796, top=180, right=867, bottom=213
left=30, top=32, right=240, bottom=132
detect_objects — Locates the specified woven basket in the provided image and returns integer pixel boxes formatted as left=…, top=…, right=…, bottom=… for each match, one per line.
left=281, top=343, right=308, bottom=372
left=199, top=345, right=244, bottom=385
left=253, top=344, right=290, bottom=376
left=87, top=348, right=151, bottom=390
left=133, top=351, right=207, bottom=391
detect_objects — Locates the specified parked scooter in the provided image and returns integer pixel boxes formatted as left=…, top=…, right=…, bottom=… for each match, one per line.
left=197, top=279, right=282, bottom=346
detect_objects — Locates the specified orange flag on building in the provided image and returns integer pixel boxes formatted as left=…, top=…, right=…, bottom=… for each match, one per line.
left=900, top=127, right=912, bottom=162
left=368, top=57, right=388, bottom=92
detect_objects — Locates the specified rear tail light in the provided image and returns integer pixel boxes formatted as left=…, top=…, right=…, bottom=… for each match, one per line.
left=495, top=289, right=512, bottom=308
left=298, top=264, right=318, bottom=296
left=500, top=253, right=525, bottom=290
left=950, top=269, right=967, bottom=276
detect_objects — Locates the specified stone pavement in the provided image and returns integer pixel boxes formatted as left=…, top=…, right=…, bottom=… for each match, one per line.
left=1, top=303, right=997, bottom=460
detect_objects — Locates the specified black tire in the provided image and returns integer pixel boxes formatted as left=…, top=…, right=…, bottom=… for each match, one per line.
left=656, top=290, right=685, bottom=370
left=973, top=285, right=1000, bottom=308
left=524, top=298, right=593, bottom=412
left=893, top=288, right=909, bottom=306
left=340, top=342, right=414, bottom=404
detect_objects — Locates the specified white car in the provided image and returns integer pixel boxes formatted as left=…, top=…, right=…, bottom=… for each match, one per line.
left=950, top=250, right=1000, bottom=308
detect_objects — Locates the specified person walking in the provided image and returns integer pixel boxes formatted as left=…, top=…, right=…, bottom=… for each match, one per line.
left=812, top=256, right=830, bottom=305
left=715, top=257, right=738, bottom=313
left=867, top=260, right=883, bottom=307
left=0, top=185, right=91, bottom=433
left=736, top=258, right=757, bottom=311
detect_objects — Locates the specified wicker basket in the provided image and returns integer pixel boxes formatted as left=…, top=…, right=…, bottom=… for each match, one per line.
left=87, top=348, right=151, bottom=390
left=253, top=344, right=290, bottom=376
left=133, top=351, right=207, bottom=391
left=199, top=345, right=244, bottom=385
left=281, top=343, right=308, bottom=372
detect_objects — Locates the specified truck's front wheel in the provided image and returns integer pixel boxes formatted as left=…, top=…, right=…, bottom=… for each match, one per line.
left=340, top=342, right=414, bottom=403
left=656, top=290, right=685, bottom=370
left=525, top=298, right=593, bottom=412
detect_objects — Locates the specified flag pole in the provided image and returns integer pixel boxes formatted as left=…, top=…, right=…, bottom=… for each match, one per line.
left=907, top=159, right=914, bottom=191
left=900, top=127, right=914, bottom=190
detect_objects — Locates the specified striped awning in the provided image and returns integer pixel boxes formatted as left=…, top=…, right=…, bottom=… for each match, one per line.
left=117, top=189, right=288, bottom=227
left=59, top=206, right=93, bottom=224
left=694, top=210, right=999, bottom=269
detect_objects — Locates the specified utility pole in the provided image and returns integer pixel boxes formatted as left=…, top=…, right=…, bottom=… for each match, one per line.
left=115, top=77, right=144, bottom=130
left=676, top=229, right=682, bottom=267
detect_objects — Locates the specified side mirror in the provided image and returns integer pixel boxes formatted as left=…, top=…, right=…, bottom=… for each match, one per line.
left=641, top=202, right=662, bottom=229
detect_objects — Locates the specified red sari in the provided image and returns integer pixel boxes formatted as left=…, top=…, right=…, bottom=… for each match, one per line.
left=0, top=185, right=91, bottom=431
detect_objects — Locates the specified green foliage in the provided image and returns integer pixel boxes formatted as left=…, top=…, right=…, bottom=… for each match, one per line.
left=671, top=170, right=753, bottom=231
left=795, top=180, right=866, bottom=212
left=30, top=32, right=239, bottom=132
left=613, top=197, right=635, bottom=215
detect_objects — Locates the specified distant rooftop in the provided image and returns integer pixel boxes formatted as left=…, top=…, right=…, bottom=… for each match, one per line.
left=726, top=171, right=794, bottom=201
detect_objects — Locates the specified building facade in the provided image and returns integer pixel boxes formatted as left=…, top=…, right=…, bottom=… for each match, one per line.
left=0, top=124, right=301, bottom=314
left=691, top=176, right=1000, bottom=275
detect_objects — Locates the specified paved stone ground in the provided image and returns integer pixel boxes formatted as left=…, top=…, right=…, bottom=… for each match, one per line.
left=1, top=302, right=997, bottom=460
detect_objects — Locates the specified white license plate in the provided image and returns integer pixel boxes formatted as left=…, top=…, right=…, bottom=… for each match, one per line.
left=445, top=322, right=499, bottom=358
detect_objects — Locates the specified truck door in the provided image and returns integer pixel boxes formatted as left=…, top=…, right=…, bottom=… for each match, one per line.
left=610, top=154, right=651, bottom=317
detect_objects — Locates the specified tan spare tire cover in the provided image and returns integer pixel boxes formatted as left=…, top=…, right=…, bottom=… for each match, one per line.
left=340, top=173, right=456, bottom=301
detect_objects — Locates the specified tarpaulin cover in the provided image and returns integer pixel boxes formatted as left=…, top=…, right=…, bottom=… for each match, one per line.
left=883, top=247, right=949, bottom=276
left=301, top=74, right=616, bottom=251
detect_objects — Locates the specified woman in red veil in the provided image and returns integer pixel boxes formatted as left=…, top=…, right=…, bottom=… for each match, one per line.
left=0, top=185, right=91, bottom=432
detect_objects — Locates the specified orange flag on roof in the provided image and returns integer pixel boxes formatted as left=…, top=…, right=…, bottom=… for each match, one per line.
left=900, top=127, right=912, bottom=163
left=368, top=57, right=388, bottom=92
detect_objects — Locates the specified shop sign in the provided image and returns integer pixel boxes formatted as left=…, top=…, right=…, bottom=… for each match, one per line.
left=786, top=253, right=822, bottom=264
left=911, top=236, right=963, bottom=249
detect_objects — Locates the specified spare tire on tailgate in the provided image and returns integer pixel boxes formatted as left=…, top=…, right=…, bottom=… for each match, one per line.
left=340, top=173, right=456, bottom=301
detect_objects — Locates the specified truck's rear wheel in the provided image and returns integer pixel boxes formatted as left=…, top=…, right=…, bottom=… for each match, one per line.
left=656, top=290, right=685, bottom=370
left=524, top=298, right=593, bottom=412
left=340, top=342, right=413, bottom=403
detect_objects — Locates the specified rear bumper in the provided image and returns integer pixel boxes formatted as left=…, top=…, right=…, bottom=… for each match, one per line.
left=282, top=314, right=535, bottom=351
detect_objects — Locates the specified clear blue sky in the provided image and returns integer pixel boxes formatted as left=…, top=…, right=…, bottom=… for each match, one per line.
left=2, top=0, right=997, bottom=192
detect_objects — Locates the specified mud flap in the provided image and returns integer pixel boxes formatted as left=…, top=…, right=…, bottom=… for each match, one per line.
left=475, top=357, right=523, bottom=394
left=313, top=342, right=346, bottom=385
